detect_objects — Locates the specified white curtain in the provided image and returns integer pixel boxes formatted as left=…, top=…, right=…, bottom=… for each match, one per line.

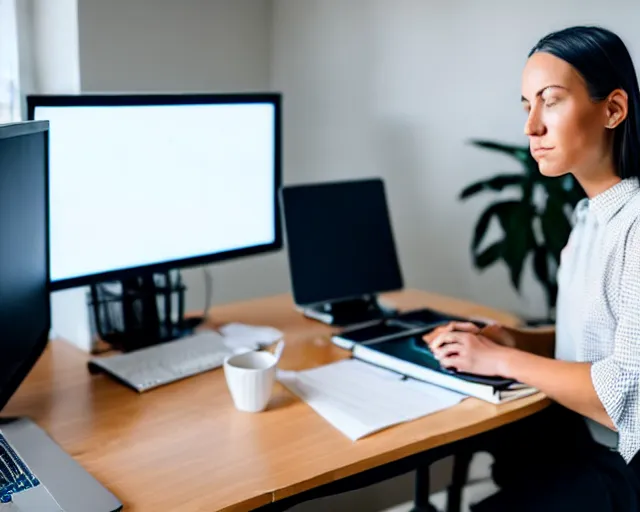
left=0, top=0, right=20, bottom=123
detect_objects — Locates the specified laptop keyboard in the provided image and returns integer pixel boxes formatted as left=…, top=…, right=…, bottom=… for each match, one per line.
left=0, top=432, right=41, bottom=503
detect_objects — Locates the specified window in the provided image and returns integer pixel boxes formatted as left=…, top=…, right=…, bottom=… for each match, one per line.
left=0, top=0, right=20, bottom=123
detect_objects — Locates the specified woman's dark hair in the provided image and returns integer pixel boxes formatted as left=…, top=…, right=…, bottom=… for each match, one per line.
left=529, top=26, right=640, bottom=180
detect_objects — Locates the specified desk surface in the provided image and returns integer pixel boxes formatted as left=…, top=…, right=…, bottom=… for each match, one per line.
left=3, top=290, right=550, bottom=512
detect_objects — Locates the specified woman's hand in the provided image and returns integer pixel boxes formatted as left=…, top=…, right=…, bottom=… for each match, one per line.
left=421, top=321, right=478, bottom=347
left=422, top=322, right=513, bottom=376
left=422, top=321, right=516, bottom=348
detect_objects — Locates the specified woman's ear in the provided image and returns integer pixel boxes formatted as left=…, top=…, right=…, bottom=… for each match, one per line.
left=605, top=88, right=628, bottom=129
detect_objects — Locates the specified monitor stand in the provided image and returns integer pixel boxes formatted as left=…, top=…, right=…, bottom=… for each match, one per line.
left=89, top=270, right=202, bottom=352
left=0, top=417, right=122, bottom=511
left=301, top=295, right=397, bottom=327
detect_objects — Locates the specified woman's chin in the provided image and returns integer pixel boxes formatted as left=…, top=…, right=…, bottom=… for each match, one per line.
left=537, top=160, right=566, bottom=178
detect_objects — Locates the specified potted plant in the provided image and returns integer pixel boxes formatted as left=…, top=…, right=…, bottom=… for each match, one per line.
left=460, top=140, right=586, bottom=323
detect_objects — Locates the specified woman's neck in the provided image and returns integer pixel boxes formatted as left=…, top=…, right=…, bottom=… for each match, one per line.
left=574, top=151, right=621, bottom=199
left=578, top=174, right=622, bottom=199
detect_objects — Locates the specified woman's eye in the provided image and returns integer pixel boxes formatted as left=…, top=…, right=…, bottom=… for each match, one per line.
left=544, top=99, right=558, bottom=107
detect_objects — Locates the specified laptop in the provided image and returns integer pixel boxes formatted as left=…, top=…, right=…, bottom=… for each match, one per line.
left=0, top=419, right=122, bottom=511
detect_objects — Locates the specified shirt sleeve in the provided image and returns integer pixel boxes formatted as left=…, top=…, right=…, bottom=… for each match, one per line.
left=591, top=219, right=640, bottom=447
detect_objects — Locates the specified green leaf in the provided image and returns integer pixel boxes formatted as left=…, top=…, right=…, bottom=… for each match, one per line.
left=469, top=139, right=531, bottom=166
left=491, top=200, right=527, bottom=233
left=537, top=174, right=586, bottom=208
left=548, top=282, right=558, bottom=311
left=459, top=174, right=525, bottom=199
left=532, top=245, right=559, bottom=316
left=469, top=139, right=526, bottom=155
left=522, top=152, right=539, bottom=174
left=474, top=241, right=503, bottom=269
left=470, top=201, right=533, bottom=291
left=472, top=201, right=521, bottom=252
left=532, top=245, right=549, bottom=287
left=461, top=137, right=584, bottom=305
left=541, top=199, right=572, bottom=264
left=472, top=206, right=495, bottom=253
left=498, top=203, right=536, bottom=291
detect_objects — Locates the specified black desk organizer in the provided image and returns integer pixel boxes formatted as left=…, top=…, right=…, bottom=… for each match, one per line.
left=87, top=271, right=202, bottom=352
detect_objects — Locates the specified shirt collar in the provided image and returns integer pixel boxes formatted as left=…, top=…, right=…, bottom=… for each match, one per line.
left=587, top=177, right=640, bottom=225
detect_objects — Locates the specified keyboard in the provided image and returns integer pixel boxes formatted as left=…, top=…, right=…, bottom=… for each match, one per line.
left=0, top=433, right=41, bottom=504
left=88, top=329, right=258, bottom=392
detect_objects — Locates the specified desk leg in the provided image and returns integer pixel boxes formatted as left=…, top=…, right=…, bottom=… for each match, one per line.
left=411, top=465, right=438, bottom=512
left=445, top=451, right=473, bottom=512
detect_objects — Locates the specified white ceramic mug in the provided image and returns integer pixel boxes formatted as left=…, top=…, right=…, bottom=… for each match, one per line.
left=223, top=350, right=278, bottom=412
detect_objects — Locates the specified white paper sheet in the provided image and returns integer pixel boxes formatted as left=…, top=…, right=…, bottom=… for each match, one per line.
left=278, top=359, right=466, bottom=441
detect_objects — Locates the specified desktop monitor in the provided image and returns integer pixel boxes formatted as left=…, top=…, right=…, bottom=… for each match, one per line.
left=28, top=93, right=282, bottom=349
left=27, top=93, right=282, bottom=291
left=0, top=121, right=50, bottom=412
left=280, top=178, right=404, bottom=325
left=0, top=121, right=121, bottom=511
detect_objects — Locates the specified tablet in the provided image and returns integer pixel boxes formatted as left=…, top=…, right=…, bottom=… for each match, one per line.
left=331, top=319, right=430, bottom=350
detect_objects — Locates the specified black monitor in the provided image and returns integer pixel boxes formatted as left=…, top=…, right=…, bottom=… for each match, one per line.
left=280, top=178, right=404, bottom=326
left=0, top=121, right=50, bottom=411
left=28, top=93, right=282, bottom=289
left=28, top=93, right=282, bottom=349
left=0, top=119, right=121, bottom=512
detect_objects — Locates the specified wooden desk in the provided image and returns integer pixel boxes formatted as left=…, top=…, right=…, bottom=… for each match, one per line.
left=3, top=289, right=550, bottom=511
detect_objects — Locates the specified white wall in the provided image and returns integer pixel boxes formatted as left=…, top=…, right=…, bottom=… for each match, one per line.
left=32, top=0, right=81, bottom=94
left=15, top=0, right=81, bottom=96
left=271, top=0, right=640, bottom=320
left=78, top=0, right=271, bottom=93
left=77, top=0, right=289, bottom=311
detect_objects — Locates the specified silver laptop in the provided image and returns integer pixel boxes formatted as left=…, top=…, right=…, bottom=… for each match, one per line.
left=0, top=419, right=121, bottom=512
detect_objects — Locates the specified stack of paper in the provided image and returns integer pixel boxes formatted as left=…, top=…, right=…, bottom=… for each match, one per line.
left=278, top=359, right=466, bottom=441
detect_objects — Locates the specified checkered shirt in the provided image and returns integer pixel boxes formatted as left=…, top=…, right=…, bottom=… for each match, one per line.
left=555, top=177, right=640, bottom=463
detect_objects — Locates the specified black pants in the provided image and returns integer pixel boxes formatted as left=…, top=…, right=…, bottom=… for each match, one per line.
left=470, top=404, right=640, bottom=511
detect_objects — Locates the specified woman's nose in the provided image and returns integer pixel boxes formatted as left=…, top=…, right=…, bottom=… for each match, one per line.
left=524, top=108, right=545, bottom=137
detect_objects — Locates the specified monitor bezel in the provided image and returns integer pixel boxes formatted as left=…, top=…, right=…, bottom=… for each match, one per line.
left=0, top=121, right=51, bottom=412
left=27, top=93, right=283, bottom=291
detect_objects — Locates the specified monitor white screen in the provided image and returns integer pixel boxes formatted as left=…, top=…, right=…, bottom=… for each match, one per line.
left=32, top=99, right=278, bottom=286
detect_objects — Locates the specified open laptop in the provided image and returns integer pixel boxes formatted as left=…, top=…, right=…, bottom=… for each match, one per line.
left=0, top=122, right=122, bottom=511
left=0, top=419, right=122, bottom=511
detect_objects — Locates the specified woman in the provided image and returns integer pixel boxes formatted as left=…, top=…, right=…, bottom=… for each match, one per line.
left=425, top=25, right=640, bottom=510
